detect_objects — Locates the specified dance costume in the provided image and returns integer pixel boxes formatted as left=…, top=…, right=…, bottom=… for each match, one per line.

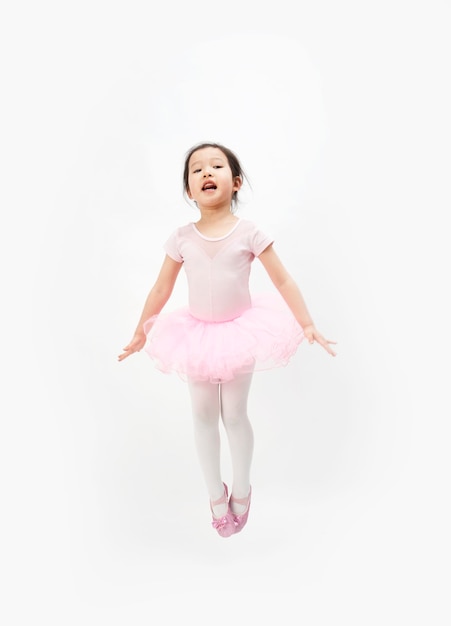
left=143, top=218, right=304, bottom=382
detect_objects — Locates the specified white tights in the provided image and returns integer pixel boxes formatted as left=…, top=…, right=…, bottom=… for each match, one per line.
left=188, top=372, right=254, bottom=517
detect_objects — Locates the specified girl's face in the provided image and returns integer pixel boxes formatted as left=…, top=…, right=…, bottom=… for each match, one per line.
left=186, top=147, right=241, bottom=210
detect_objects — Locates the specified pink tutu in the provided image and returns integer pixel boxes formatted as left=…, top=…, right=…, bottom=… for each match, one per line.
left=143, top=293, right=305, bottom=383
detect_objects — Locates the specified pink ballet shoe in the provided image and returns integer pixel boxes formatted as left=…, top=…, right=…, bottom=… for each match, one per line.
left=230, top=487, right=252, bottom=534
left=210, top=483, right=236, bottom=538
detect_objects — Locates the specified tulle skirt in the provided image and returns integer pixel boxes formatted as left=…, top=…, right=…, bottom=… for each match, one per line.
left=143, top=293, right=304, bottom=383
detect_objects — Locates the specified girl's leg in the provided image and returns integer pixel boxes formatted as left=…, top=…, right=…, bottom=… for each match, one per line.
left=187, top=379, right=227, bottom=517
left=220, top=372, right=254, bottom=514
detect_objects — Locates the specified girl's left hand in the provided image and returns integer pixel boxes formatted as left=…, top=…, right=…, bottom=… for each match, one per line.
left=302, top=324, right=337, bottom=356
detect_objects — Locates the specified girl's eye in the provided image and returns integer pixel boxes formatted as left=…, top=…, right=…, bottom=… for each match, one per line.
left=213, top=165, right=223, bottom=169
left=193, top=169, right=201, bottom=173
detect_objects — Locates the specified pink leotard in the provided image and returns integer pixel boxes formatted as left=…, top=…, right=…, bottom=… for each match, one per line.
left=164, top=219, right=274, bottom=323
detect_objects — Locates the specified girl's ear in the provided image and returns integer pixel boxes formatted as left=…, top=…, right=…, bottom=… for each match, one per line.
left=186, top=187, right=193, bottom=199
left=233, top=177, right=242, bottom=192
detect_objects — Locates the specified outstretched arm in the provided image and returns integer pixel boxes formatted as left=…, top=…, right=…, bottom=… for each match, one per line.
left=118, top=254, right=183, bottom=361
left=258, top=245, right=336, bottom=356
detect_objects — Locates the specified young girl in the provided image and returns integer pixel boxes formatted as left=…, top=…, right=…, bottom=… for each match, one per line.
left=118, top=142, right=336, bottom=538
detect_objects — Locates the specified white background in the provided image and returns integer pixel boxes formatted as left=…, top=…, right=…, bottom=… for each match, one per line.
left=1, top=1, right=450, bottom=624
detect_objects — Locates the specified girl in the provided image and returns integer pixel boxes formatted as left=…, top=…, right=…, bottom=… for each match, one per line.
left=118, top=142, right=336, bottom=538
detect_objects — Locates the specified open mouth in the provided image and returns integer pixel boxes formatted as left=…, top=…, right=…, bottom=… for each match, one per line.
left=202, top=182, right=217, bottom=191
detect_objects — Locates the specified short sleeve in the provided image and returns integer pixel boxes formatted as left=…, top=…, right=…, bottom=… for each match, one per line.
left=163, top=229, right=183, bottom=263
left=249, top=223, right=274, bottom=257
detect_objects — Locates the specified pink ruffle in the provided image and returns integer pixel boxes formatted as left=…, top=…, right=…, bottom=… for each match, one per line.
left=143, top=293, right=304, bottom=383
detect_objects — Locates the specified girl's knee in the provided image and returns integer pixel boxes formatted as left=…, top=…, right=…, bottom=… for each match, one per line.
left=192, top=406, right=220, bottom=424
left=221, top=409, right=249, bottom=428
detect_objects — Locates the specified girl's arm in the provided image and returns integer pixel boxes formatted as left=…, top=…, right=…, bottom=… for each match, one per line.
left=118, top=255, right=183, bottom=361
left=258, top=245, right=336, bottom=356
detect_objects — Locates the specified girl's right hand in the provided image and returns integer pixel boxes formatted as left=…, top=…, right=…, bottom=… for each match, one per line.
left=118, top=333, right=146, bottom=361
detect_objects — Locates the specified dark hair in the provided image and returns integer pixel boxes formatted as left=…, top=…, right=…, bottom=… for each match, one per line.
left=183, top=142, right=248, bottom=210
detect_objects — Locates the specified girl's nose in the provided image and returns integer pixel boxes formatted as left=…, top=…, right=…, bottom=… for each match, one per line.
left=203, top=170, right=212, bottom=177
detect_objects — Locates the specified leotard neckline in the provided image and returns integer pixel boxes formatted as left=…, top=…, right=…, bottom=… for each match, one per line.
left=192, top=218, right=241, bottom=242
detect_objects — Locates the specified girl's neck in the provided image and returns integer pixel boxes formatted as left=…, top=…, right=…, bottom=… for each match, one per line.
left=196, top=205, right=237, bottom=225
left=195, top=206, right=239, bottom=237
left=197, top=204, right=233, bottom=222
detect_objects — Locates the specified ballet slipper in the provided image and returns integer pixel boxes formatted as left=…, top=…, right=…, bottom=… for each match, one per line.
left=210, top=483, right=235, bottom=538
left=230, top=487, right=252, bottom=534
